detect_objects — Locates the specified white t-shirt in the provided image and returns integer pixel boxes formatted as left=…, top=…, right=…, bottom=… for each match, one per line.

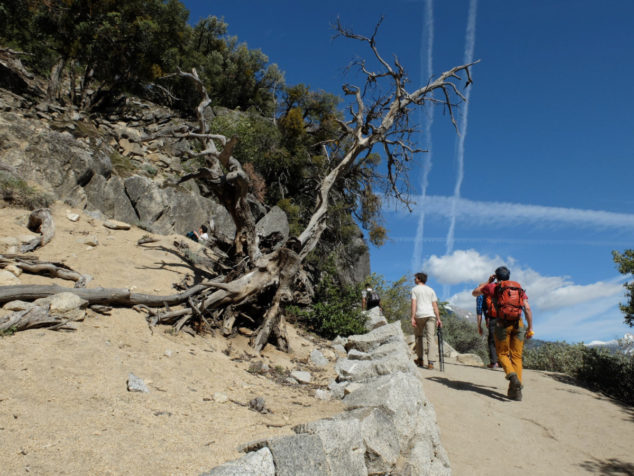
left=411, top=284, right=438, bottom=318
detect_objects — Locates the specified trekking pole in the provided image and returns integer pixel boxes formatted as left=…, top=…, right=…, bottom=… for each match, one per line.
left=437, top=325, right=445, bottom=372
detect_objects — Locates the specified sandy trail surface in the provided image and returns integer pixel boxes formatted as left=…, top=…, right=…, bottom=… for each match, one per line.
left=421, top=360, right=634, bottom=475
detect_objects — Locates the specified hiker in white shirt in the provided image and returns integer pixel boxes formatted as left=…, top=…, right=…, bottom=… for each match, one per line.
left=411, top=272, right=442, bottom=369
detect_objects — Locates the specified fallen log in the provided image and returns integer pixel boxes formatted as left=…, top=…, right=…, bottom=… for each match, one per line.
left=0, top=255, right=89, bottom=286
left=0, top=283, right=209, bottom=306
left=0, top=306, right=79, bottom=332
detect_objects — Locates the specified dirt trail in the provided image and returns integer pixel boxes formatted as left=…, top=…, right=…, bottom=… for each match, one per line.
left=420, top=360, right=634, bottom=475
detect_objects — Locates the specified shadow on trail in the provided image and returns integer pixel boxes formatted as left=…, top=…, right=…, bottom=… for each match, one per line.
left=578, top=457, right=634, bottom=475
left=427, top=376, right=508, bottom=401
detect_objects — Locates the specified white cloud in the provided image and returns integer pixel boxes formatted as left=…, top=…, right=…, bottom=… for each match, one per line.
left=532, top=297, right=629, bottom=342
left=424, top=249, right=502, bottom=284
left=434, top=249, right=625, bottom=313
left=448, top=288, right=480, bottom=311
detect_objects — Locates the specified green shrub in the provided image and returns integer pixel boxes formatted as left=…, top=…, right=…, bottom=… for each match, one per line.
left=363, top=274, right=410, bottom=326
left=441, top=312, right=488, bottom=363
left=576, top=347, right=634, bottom=404
left=288, top=255, right=366, bottom=339
left=0, top=172, right=52, bottom=209
left=110, top=152, right=136, bottom=177
left=524, top=341, right=634, bottom=405
left=523, top=341, right=585, bottom=375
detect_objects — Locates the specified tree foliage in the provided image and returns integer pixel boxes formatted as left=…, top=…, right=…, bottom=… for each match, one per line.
left=612, top=249, right=634, bottom=327
left=288, top=255, right=366, bottom=339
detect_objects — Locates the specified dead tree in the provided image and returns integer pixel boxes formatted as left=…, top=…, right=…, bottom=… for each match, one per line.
left=0, top=21, right=476, bottom=352
left=156, top=21, right=476, bottom=352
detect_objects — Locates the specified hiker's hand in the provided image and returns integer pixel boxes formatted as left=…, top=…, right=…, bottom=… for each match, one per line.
left=526, top=329, right=534, bottom=339
left=411, top=318, right=417, bottom=327
left=436, top=319, right=442, bottom=328
left=478, top=325, right=483, bottom=336
left=488, top=274, right=496, bottom=283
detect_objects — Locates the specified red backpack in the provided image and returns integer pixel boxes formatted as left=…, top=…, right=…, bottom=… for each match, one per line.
left=487, top=281, right=525, bottom=320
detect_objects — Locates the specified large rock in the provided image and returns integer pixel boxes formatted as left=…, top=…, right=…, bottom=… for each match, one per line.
left=345, top=321, right=403, bottom=353
left=84, top=175, right=138, bottom=225
left=294, top=417, right=367, bottom=476
left=200, top=448, right=275, bottom=476
left=335, top=343, right=413, bottom=382
left=456, top=353, right=484, bottom=366
left=0, top=112, right=112, bottom=199
left=256, top=205, right=289, bottom=241
left=266, top=434, right=329, bottom=476
left=362, top=306, right=388, bottom=331
left=33, top=292, right=88, bottom=322
left=343, top=372, right=449, bottom=475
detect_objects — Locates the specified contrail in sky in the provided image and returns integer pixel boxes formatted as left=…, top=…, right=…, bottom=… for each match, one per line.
left=412, top=0, right=435, bottom=273
left=388, top=194, right=634, bottom=229
left=445, top=0, right=478, bottom=255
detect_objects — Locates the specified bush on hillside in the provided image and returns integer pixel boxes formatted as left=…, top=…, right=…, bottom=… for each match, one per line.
left=287, top=256, right=366, bottom=339
left=441, top=312, right=488, bottom=363
left=0, top=171, right=53, bottom=209
left=575, top=347, right=634, bottom=405
left=524, top=342, right=634, bottom=405
left=523, top=341, right=585, bottom=375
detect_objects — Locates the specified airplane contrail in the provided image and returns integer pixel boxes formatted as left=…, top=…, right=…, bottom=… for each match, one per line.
left=412, top=0, right=435, bottom=273
left=445, top=0, right=478, bottom=255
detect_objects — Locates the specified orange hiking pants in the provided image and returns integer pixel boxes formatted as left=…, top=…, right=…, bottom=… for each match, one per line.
left=494, top=319, right=526, bottom=382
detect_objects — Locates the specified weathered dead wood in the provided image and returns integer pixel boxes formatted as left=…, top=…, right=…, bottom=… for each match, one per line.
left=0, top=306, right=78, bottom=333
left=251, top=248, right=301, bottom=352
left=222, top=306, right=237, bottom=336
left=0, top=283, right=209, bottom=306
left=0, top=255, right=89, bottom=286
left=21, top=208, right=55, bottom=252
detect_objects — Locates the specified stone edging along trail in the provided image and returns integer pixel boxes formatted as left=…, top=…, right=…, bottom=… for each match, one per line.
left=201, top=316, right=451, bottom=476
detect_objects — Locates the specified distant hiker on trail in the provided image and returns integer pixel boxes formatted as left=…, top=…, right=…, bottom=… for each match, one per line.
left=476, top=294, right=499, bottom=369
left=362, top=285, right=381, bottom=311
left=472, top=266, right=534, bottom=401
left=411, top=272, right=442, bottom=369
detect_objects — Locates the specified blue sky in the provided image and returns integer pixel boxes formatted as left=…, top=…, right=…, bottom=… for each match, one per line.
left=182, top=0, right=634, bottom=343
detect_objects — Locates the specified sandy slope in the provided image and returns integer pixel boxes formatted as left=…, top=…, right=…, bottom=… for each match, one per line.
left=421, top=361, right=634, bottom=476
left=0, top=204, right=343, bottom=475
left=1, top=203, right=633, bottom=475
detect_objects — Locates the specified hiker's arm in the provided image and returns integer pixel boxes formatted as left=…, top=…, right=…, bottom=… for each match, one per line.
left=476, top=295, right=483, bottom=334
left=411, top=298, right=417, bottom=327
left=472, top=274, right=496, bottom=296
left=524, top=301, right=533, bottom=338
left=433, top=301, right=442, bottom=327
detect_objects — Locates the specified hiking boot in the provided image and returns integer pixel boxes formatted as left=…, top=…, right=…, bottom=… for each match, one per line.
left=427, top=362, right=434, bottom=370
left=414, top=358, right=424, bottom=367
left=507, top=373, right=523, bottom=401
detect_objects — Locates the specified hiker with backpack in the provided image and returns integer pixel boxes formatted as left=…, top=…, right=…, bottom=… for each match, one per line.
left=476, top=294, right=499, bottom=369
left=411, top=272, right=442, bottom=369
left=362, top=285, right=381, bottom=311
left=472, top=266, right=534, bottom=401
